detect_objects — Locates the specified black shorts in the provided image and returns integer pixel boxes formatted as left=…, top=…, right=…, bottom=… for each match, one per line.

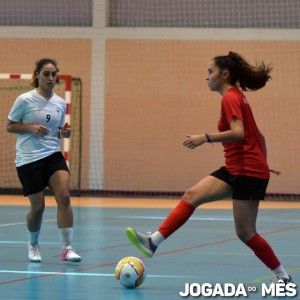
left=16, top=152, right=69, bottom=196
left=210, top=167, right=269, bottom=200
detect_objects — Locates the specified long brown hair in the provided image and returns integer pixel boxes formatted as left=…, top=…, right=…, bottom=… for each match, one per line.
left=31, top=58, right=60, bottom=88
left=213, top=51, right=272, bottom=91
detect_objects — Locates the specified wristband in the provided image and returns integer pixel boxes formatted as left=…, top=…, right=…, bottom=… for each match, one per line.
left=205, top=132, right=213, bottom=144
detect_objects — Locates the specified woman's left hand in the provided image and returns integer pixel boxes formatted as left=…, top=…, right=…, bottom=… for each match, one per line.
left=60, top=122, right=71, bottom=138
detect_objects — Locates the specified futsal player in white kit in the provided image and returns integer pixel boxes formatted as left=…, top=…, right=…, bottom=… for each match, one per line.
left=7, top=58, right=81, bottom=263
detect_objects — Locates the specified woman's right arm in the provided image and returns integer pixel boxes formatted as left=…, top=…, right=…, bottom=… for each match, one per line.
left=7, top=120, right=49, bottom=136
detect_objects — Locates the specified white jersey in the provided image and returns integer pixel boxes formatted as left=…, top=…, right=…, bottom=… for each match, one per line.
left=8, top=89, right=66, bottom=167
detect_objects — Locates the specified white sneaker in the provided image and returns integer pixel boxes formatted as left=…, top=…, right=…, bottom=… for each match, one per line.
left=28, top=243, right=42, bottom=263
left=61, top=246, right=81, bottom=262
left=271, top=274, right=293, bottom=284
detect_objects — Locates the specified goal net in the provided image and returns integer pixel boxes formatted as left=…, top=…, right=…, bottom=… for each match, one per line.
left=0, top=1, right=299, bottom=197
left=0, top=75, right=82, bottom=194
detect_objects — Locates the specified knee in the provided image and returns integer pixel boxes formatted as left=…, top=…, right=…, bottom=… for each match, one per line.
left=57, top=192, right=71, bottom=209
left=30, top=203, right=45, bottom=217
left=235, top=226, right=254, bottom=244
left=182, top=187, right=196, bottom=203
left=182, top=187, right=205, bottom=207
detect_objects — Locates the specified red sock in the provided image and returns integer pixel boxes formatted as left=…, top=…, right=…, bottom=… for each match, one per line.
left=246, top=233, right=281, bottom=270
left=157, top=199, right=196, bottom=239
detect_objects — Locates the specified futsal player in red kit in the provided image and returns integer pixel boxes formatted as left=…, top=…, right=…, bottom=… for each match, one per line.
left=126, top=51, right=293, bottom=284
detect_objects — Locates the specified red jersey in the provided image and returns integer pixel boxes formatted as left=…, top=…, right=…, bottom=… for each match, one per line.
left=218, top=87, right=270, bottom=179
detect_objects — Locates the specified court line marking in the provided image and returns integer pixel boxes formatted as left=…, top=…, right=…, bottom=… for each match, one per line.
left=124, top=216, right=234, bottom=221
left=0, top=270, right=193, bottom=278
left=0, top=218, right=56, bottom=227
left=1, top=215, right=299, bottom=230
left=0, top=241, right=61, bottom=245
left=192, top=252, right=300, bottom=257
left=248, top=267, right=300, bottom=284
left=122, top=216, right=300, bottom=223
left=153, top=225, right=300, bottom=257
left=0, top=225, right=299, bottom=286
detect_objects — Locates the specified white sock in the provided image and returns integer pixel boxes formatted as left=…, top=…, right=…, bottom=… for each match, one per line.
left=150, top=231, right=165, bottom=247
left=273, top=265, right=289, bottom=279
left=60, top=228, right=73, bottom=249
left=28, top=229, right=40, bottom=246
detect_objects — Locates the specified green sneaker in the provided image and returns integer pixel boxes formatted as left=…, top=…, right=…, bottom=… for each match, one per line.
left=126, top=227, right=157, bottom=258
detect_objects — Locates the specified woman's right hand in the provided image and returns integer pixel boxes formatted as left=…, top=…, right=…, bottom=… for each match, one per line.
left=32, top=124, right=49, bottom=136
left=183, top=134, right=207, bottom=149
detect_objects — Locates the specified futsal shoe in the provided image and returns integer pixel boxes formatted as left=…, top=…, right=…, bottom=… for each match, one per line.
left=271, top=274, right=293, bottom=284
left=126, top=227, right=157, bottom=258
left=28, top=243, right=42, bottom=263
left=61, top=246, right=81, bottom=262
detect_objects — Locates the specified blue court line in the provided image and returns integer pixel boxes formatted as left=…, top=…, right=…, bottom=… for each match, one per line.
left=0, top=270, right=194, bottom=278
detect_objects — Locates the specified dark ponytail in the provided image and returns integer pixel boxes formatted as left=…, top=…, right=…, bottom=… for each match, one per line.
left=213, top=51, right=272, bottom=91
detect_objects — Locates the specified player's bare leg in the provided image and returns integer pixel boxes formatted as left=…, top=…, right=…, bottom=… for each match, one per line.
left=27, top=192, right=45, bottom=262
left=49, top=170, right=81, bottom=262
left=127, top=176, right=232, bottom=257
left=233, top=199, right=292, bottom=283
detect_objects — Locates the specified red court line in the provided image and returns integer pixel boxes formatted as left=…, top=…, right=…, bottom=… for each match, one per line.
left=1, top=224, right=299, bottom=286
left=51, top=244, right=130, bottom=258
left=154, top=225, right=300, bottom=257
